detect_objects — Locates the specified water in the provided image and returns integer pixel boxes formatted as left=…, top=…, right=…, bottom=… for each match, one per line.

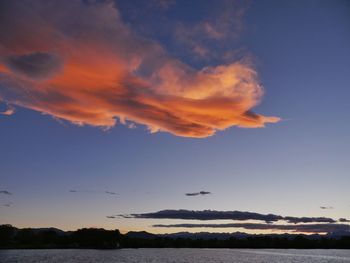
left=1, top=248, right=350, bottom=263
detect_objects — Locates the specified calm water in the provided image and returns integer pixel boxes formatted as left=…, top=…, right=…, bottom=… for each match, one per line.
left=1, top=249, right=350, bottom=263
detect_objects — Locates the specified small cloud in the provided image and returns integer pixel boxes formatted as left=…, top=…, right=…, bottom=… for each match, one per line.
left=105, top=191, right=118, bottom=195
left=0, top=190, right=12, bottom=195
left=2, top=203, right=11, bottom=207
left=106, top=215, right=116, bottom=219
left=185, top=191, right=211, bottom=196
left=339, top=218, right=350, bottom=223
left=0, top=105, right=15, bottom=116
left=69, top=190, right=77, bottom=193
left=320, top=206, right=333, bottom=210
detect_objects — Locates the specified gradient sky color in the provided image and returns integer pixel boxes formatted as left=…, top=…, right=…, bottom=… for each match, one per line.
left=1, top=0, right=350, bottom=234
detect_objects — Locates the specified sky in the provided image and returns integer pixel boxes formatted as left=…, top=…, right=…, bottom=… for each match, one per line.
left=0, top=0, right=350, bottom=235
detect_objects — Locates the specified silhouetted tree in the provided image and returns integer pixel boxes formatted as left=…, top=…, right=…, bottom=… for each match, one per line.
left=15, top=228, right=37, bottom=246
left=0, top=224, right=16, bottom=247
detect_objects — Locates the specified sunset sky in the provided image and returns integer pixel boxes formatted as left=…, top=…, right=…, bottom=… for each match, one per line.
left=1, top=0, right=350, bottom=235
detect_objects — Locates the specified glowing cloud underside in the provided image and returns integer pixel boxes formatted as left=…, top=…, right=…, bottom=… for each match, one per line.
left=0, top=0, right=279, bottom=138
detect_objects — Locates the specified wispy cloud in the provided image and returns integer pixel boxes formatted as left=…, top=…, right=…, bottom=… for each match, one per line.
left=121, top=209, right=338, bottom=224
left=0, top=190, right=12, bottom=195
left=0, top=0, right=279, bottom=138
left=174, top=0, right=248, bottom=59
left=185, top=191, right=211, bottom=196
left=153, top=223, right=350, bottom=234
left=150, top=0, right=176, bottom=10
left=69, top=189, right=118, bottom=196
left=339, top=218, right=350, bottom=223
left=105, top=191, right=117, bottom=195
left=320, top=206, right=334, bottom=210
left=185, top=193, right=200, bottom=196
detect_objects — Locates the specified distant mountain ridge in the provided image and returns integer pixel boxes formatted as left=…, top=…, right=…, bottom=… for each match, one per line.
left=28, top=227, right=67, bottom=236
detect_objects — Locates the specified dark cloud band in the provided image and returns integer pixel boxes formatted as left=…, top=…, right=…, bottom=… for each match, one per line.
left=121, top=209, right=337, bottom=224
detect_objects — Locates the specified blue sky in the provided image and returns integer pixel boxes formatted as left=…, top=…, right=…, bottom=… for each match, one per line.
left=0, top=0, right=349, bottom=233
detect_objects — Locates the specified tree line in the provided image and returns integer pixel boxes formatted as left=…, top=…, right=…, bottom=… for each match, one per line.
left=0, top=224, right=349, bottom=249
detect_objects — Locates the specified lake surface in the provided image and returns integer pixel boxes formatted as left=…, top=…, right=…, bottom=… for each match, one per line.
left=1, top=248, right=350, bottom=262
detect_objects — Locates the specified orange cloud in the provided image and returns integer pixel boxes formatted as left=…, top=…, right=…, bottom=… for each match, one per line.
left=0, top=0, right=279, bottom=138
left=0, top=64, right=7, bottom=73
left=0, top=105, right=15, bottom=116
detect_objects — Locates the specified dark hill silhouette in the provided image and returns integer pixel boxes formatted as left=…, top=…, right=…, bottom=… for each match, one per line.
left=125, top=231, right=157, bottom=239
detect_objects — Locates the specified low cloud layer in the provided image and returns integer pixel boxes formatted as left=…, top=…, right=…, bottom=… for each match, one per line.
left=153, top=223, right=350, bottom=234
left=185, top=191, right=211, bottom=196
left=0, top=0, right=279, bottom=138
left=121, top=209, right=338, bottom=224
